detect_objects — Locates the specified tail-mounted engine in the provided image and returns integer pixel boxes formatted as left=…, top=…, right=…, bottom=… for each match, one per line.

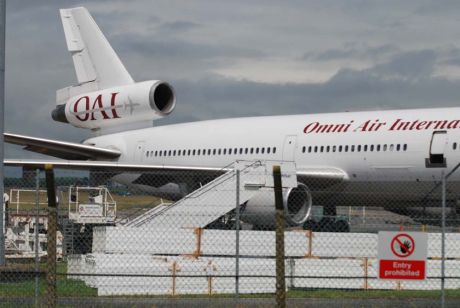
left=242, top=183, right=313, bottom=229
left=52, top=80, right=176, bottom=131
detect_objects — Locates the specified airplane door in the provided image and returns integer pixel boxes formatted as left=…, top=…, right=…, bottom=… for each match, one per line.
left=135, top=141, right=146, bottom=162
left=282, top=135, right=297, bottom=161
left=426, top=131, right=447, bottom=168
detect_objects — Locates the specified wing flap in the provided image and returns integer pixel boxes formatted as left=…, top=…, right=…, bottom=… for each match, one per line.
left=4, top=159, right=347, bottom=182
left=4, top=133, right=121, bottom=160
left=4, top=159, right=227, bottom=172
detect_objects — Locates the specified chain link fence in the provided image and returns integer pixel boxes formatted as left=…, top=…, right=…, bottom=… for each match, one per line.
left=1, top=162, right=459, bottom=306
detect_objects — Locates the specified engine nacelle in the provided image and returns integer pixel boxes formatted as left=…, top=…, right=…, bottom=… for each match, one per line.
left=242, top=183, right=312, bottom=229
left=52, top=80, right=175, bottom=130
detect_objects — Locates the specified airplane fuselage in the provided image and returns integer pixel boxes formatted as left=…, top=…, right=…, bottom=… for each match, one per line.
left=88, top=106, right=460, bottom=184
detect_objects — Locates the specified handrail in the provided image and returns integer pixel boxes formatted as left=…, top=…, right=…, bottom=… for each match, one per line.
left=129, top=160, right=266, bottom=227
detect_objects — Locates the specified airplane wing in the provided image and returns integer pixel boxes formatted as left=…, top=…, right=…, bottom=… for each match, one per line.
left=4, top=158, right=348, bottom=182
left=4, top=159, right=226, bottom=172
left=4, top=133, right=121, bottom=160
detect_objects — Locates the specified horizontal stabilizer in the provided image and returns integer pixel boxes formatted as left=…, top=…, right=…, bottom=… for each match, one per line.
left=4, top=133, right=121, bottom=160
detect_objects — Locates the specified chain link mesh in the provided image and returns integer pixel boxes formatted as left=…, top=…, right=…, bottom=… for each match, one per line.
left=1, top=164, right=459, bottom=305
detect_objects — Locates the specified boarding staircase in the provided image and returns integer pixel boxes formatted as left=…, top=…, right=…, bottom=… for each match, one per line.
left=124, top=160, right=297, bottom=229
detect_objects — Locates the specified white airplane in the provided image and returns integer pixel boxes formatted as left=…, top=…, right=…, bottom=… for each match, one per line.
left=5, top=7, right=459, bottom=231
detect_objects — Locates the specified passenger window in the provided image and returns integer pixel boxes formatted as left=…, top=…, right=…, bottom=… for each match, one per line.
left=377, top=145, right=381, bottom=151
left=370, top=145, right=374, bottom=152
left=396, top=144, right=400, bottom=151
left=454, top=142, right=458, bottom=150
left=320, top=146, right=324, bottom=152
left=173, top=150, right=176, bottom=156
left=273, top=147, right=277, bottom=153
left=363, top=145, right=368, bottom=152
left=403, top=144, right=408, bottom=151
left=250, top=148, right=254, bottom=154
left=159, top=151, right=162, bottom=157
left=239, top=148, right=243, bottom=154
left=256, top=148, right=259, bottom=154
left=383, top=144, right=387, bottom=151
left=339, top=145, right=342, bottom=152
left=314, top=146, right=318, bottom=153
left=245, top=148, right=248, bottom=154
left=389, top=144, right=394, bottom=151
left=267, top=147, right=271, bottom=154
left=326, top=146, right=330, bottom=152
left=308, top=146, right=312, bottom=153
left=302, top=146, right=306, bottom=153
left=333, top=145, right=336, bottom=152
left=357, top=145, right=361, bottom=152
left=223, top=149, right=226, bottom=155
left=155, top=151, right=158, bottom=157
left=261, top=147, right=265, bottom=154
left=208, top=149, right=212, bottom=155
left=351, top=145, right=355, bottom=152
left=213, top=149, right=216, bottom=155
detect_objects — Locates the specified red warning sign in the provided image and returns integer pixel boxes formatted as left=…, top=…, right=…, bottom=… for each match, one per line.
left=379, top=260, right=425, bottom=280
left=378, top=232, right=427, bottom=280
left=390, top=233, right=415, bottom=258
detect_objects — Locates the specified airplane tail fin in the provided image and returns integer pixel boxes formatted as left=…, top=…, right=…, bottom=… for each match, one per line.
left=57, top=7, right=134, bottom=104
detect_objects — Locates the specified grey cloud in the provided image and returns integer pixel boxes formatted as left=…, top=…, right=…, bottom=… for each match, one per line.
left=369, top=50, right=436, bottom=81
left=303, top=43, right=399, bottom=61
left=114, top=34, right=265, bottom=59
left=160, top=21, right=201, bottom=32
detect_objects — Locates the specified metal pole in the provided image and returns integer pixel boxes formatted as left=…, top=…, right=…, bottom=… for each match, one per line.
left=35, top=169, right=40, bottom=307
left=235, top=169, right=240, bottom=298
left=0, top=0, right=6, bottom=267
left=45, top=165, right=57, bottom=308
left=441, top=171, right=446, bottom=308
left=273, top=165, right=286, bottom=308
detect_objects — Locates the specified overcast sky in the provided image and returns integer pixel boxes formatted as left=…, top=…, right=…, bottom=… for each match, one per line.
left=5, top=0, right=460, bottom=158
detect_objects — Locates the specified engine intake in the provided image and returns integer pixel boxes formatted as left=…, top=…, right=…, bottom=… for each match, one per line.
left=150, top=82, right=175, bottom=114
left=242, top=183, right=312, bottom=229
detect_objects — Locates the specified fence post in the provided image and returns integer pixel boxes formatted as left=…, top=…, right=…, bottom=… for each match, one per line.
left=235, top=169, right=240, bottom=298
left=0, top=0, right=6, bottom=268
left=273, top=165, right=286, bottom=308
left=34, top=169, right=40, bottom=307
left=441, top=171, right=446, bottom=308
left=45, top=165, right=57, bottom=308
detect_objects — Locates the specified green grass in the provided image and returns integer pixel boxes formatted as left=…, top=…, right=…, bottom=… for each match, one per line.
left=7, top=190, right=165, bottom=212
left=0, top=261, right=97, bottom=298
left=2, top=262, right=460, bottom=300
left=287, top=288, right=460, bottom=299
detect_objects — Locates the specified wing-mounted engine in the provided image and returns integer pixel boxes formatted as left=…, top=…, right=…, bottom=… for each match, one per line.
left=52, top=80, right=176, bottom=131
left=241, top=183, right=312, bottom=229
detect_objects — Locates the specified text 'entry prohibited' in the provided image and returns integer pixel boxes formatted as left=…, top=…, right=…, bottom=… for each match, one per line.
left=378, top=232, right=427, bottom=280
